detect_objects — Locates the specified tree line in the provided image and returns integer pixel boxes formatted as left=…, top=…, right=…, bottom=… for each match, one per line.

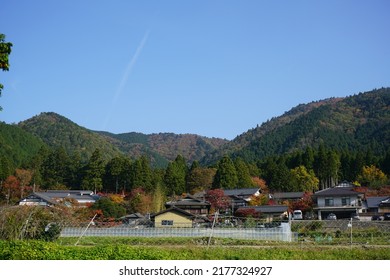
left=1, top=143, right=389, bottom=207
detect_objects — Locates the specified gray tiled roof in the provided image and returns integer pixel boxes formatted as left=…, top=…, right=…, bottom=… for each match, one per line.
left=312, top=187, right=362, bottom=197
left=271, top=192, right=305, bottom=199
left=151, top=206, right=196, bottom=218
left=20, top=190, right=100, bottom=205
left=365, top=196, right=389, bottom=208
left=223, top=188, right=260, bottom=197
left=120, top=213, right=145, bottom=219
left=165, top=194, right=210, bottom=207
left=238, top=205, right=288, bottom=214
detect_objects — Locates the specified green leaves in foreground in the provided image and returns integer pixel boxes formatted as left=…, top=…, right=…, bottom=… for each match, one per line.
left=0, top=240, right=389, bottom=260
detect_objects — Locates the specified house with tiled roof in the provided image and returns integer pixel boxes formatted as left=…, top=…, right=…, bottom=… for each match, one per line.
left=236, top=205, right=289, bottom=222
left=312, top=183, right=363, bottom=220
left=378, top=197, right=390, bottom=213
left=151, top=206, right=211, bottom=228
left=363, top=196, right=390, bottom=213
left=19, top=190, right=100, bottom=207
left=223, top=188, right=261, bottom=210
left=165, top=194, right=211, bottom=216
left=269, top=192, right=305, bottom=203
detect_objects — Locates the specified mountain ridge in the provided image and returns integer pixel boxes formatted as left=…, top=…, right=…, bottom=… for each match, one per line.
left=3, top=87, right=389, bottom=168
left=200, top=88, right=390, bottom=164
left=17, top=112, right=228, bottom=167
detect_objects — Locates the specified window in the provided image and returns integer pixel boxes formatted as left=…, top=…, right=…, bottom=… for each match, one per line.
left=161, top=220, right=173, bottom=226
left=341, top=197, right=350, bottom=206
left=325, top=198, right=334, bottom=207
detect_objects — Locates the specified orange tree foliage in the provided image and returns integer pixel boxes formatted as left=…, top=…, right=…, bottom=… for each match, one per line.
left=354, top=185, right=390, bottom=197
left=2, top=175, right=22, bottom=203
left=289, top=192, right=314, bottom=212
left=252, top=177, right=268, bottom=192
left=126, top=187, right=153, bottom=214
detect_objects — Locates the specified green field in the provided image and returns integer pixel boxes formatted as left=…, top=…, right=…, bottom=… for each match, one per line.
left=1, top=237, right=389, bottom=260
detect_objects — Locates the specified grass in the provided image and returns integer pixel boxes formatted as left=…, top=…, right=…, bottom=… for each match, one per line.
left=1, top=237, right=389, bottom=260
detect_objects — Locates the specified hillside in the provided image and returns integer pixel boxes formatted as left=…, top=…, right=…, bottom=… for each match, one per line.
left=95, top=131, right=228, bottom=166
left=10, top=88, right=390, bottom=168
left=0, top=121, right=45, bottom=167
left=18, top=112, right=122, bottom=162
left=17, top=112, right=228, bottom=167
left=201, top=88, right=390, bottom=164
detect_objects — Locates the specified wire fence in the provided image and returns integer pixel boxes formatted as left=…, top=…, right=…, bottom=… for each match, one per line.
left=60, top=218, right=390, bottom=246
left=61, top=222, right=296, bottom=242
left=292, top=220, right=390, bottom=246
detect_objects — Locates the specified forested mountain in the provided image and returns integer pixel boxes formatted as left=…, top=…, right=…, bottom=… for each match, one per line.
left=18, top=113, right=123, bottom=162
left=96, top=131, right=228, bottom=167
left=1, top=88, right=389, bottom=198
left=16, top=112, right=228, bottom=167
left=5, top=88, right=390, bottom=170
left=0, top=122, right=45, bottom=168
left=201, top=88, right=390, bottom=164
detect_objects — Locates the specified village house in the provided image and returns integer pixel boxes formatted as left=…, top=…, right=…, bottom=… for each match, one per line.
left=363, top=196, right=389, bottom=213
left=165, top=194, right=211, bottom=216
left=223, top=188, right=261, bottom=211
left=237, top=205, right=289, bottom=222
left=151, top=206, right=211, bottom=228
left=312, top=182, right=363, bottom=220
left=19, top=190, right=100, bottom=207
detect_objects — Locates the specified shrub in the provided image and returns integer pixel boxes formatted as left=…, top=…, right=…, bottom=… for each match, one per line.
left=0, top=206, right=64, bottom=241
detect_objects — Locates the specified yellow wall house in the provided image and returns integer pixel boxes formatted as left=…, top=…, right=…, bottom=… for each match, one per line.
left=153, top=207, right=196, bottom=228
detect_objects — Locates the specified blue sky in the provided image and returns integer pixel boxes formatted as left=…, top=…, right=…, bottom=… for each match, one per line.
left=1, top=0, right=389, bottom=140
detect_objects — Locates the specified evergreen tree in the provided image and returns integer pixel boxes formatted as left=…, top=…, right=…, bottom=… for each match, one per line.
left=67, top=152, right=83, bottom=189
left=82, top=149, right=105, bottom=193
left=41, top=147, right=70, bottom=188
left=302, top=147, right=315, bottom=170
left=189, top=160, right=200, bottom=170
left=351, top=151, right=365, bottom=182
left=340, top=151, right=353, bottom=182
left=314, top=145, right=341, bottom=189
left=234, top=157, right=254, bottom=188
left=380, top=149, right=390, bottom=176
left=0, top=156, right=12, bottom=185
left=131, top=155, right=153, bottom=191
left=27, top=146, right=49, bottom=190
left=327, top=150, right=341, bottom=188
left=212, top=155, right=238, bottom=189
left=269, top=158, right=292, bottom=191
left=164, top=155, right=188, bottom=195
left=260, top=157, right=292, bottom=191
left=120, top=157, right=132, bottom=192
left=314, top=144, right=328, bottom=189
left=105, top=156, right=125, bottom=193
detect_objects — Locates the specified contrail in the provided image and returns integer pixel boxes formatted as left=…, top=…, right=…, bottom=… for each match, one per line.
left=102, top=30, right=151, bottom=130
